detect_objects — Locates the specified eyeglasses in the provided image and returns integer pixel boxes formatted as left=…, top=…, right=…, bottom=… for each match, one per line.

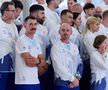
left=6, top=10, right=15, bottom=12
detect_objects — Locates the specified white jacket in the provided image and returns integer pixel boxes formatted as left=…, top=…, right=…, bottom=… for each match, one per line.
left=90, top=51, right=108, bottom=83
left=51, top=40, right=82, bottom=82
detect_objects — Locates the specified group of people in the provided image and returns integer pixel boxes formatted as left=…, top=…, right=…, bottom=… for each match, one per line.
left=1, top=0, right=108, bottom=90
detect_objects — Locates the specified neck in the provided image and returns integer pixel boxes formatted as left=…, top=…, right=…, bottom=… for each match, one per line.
left=2, top=16, right=12, bottom=24
left=48, top=5, right=55, bottom=11
left=102, top=20, right=108, bottom=27
left=25, top=33, right=34, bottom=39
left=61, top=39, right=69, bottom=44
left=90, top=29, right=95, bottom=33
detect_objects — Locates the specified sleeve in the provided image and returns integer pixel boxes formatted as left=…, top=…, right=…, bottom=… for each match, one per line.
left=37, top=42, right=42, bottom=55
left=74, top=44, right=83, bottom=78
left=76, top=54, right=83, bottom=78
left=83, top=35, right=95, bottom=55
left=51, top=45, right=75, bottom=82
left=16, top=38, right=29, bottom=54
left=90, top=51, right=108, bottom=70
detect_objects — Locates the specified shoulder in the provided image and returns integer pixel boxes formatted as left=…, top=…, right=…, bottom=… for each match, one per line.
left=16, top=35, right=28, bottom=45
left=90, top=51, right=101, bottom=60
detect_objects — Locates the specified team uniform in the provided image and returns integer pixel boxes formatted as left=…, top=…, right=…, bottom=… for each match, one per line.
left=0, top=17, right=19, bottom=90
left=97, top=24, right=108, bottom=90
left=51, top=40, right=83, bottom=90
left=83, top=30, right=97, bottom=55
left=15, top=34, right=42, bottom=90
left=96, top=24, right=108, bottom=37
left=90, top=51, right=108, bottom=90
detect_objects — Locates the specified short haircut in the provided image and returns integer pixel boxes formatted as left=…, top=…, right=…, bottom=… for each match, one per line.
left=24, top=16, right=36, bottom=22
left=102, top=10, right=108, bottom=19
left=0, top=1, right=14, bottom=16
left=93, top=35, right=107, bottom=49
left=46, top=0, right=52, bottom=5
left=12, top=0, right=23, bottom=10
left=29, top=4, right=44, bottom=14
left=83, top=3, right=95, bottom=12
left=73, top=12, right=80, bottom=20
left=60, top=9, right=72, bottom=16
left=73, top=0, right=77, bottom=2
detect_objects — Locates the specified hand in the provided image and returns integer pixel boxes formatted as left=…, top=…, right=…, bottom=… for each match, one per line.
left=38, top=60, right=48, bottom=76
left=25, top=57, right=39, bottom=67
left=68, top=78, right=79, bottom=88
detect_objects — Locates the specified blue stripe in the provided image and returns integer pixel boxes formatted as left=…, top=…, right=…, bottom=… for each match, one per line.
left=91, top=78, right=106, bottom=90
left=0, top=72, right=15, bottom=90
left=0, top=53, right=13, bottom=71
left=55, top=85, right=79, bottom=90
left=15, top=84, right=40, bottom=90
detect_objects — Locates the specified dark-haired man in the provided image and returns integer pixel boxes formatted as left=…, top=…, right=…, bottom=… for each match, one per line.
left=0, top=1, right=19, bottom=90
left=15, top=16, right=47, bottom=90
left=12, top=0, right=23, bottom=32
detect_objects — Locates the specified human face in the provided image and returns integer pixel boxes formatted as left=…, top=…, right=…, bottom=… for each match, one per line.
left=95, top=7, right=102, bottom=15
left=104, top=0, right=108, bottom=4
left=67, top=0, right=76, bottom=11
left=98, top=39, right=108, bottom=54
left=66, top=12, right=73, bottom=26
left=5, top=5, right=16, bottom=20
left=86, top=8, right=95, bottom=16
left=72, top=4, right=83, bottom=13
left=15, top=8, right=22, bottom=19
left=52, top=0, right=59, bottom=9
left=37, top=10, right=45, bottom=24
left=74, top=15, right=82, bottom=27
left=90, top=21, right=100, bottom=32
left=25, top=19, right=37, bottom=34
left=59, top=23, right=72, bottom=42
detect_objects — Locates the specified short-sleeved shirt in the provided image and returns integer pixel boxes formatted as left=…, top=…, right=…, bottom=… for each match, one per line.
left=15, top=34, right=42, bottom=84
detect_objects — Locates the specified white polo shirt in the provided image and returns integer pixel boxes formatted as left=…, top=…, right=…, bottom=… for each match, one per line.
left=15, top=34, right=42, bottom=84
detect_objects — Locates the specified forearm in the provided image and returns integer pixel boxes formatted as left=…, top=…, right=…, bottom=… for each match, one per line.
left=21, top=53, right=40, bottom=67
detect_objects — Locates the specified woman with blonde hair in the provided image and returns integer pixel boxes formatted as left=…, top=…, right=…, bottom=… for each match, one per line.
left=83, top=16, right=104, bottom=90
left=83, top=16, right=100, bottom=55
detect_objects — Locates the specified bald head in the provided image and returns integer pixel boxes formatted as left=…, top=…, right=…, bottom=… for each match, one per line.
left=59, top=23, right=72, bottom=43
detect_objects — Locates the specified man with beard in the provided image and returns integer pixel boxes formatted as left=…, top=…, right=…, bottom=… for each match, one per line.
left=28, top=4, right=54, bottom=90
left=20, top=4, right=48, bottom=60
left=15, top=16, right=47, bottom=90
left=51, top=23, right=83, bottom=90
